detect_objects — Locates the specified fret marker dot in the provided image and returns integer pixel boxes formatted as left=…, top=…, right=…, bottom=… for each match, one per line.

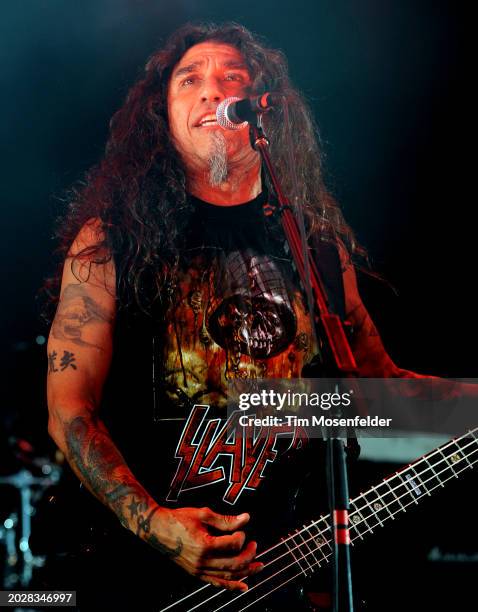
left=352, top=515, right=362, bottom=524
left=450, top=454, right=461, bottom=463
left=373, top=503, right=382, bottom=511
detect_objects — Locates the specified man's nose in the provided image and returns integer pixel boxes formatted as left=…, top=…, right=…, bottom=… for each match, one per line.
left=199, top=76, right=226, bottom=103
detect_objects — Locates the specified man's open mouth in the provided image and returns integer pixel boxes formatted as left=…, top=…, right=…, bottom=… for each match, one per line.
left=195, top=114, right=219, bottom=127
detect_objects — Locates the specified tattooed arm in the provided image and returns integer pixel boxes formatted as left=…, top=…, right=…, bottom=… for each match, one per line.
left=340, top=244, right=422, bottom=378
left=339, top=243, right=478, bottom=428
left=46, top=219, right=156, bottom=527
left=47, top=219, right=261, bottom=591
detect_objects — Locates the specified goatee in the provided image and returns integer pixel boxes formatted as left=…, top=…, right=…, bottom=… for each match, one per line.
left=207, top=131, right=228, bottom=186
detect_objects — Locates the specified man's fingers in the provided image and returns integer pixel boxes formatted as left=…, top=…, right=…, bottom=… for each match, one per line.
left=200, top=575, right=248, bottom=592
left=202, top=561, right=264, bottom=581
left=201, top=509, right=250, bottom=532
left=202, top=540, right=258, bottom=570
left=205, top=530, right=246, bottom=554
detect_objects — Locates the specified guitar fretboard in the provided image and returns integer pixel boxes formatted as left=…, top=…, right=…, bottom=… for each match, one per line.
left=275, top=427, right=478, bottom=580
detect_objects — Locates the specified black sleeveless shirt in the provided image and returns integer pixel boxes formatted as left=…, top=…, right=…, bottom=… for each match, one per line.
left=100, top=192, right=345, bottom=522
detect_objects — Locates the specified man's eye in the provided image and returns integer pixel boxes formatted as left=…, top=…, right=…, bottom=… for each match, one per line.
left=225, top=74, right=244, bottom=82
left=180, top=76, right=197, bottom=87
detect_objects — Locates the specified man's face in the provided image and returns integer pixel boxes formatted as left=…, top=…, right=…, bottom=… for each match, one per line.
left=167, top=42, right=256, bottom=178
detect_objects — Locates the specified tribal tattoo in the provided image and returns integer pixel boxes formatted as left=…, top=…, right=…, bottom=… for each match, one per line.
left=52, top=283, right=112, bottom=348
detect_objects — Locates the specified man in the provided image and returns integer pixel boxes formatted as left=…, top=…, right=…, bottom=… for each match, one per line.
left=46, top=22, right=419, bottom=610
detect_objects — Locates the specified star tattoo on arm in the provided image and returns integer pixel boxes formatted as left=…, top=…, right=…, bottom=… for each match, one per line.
left=63, top=415, right=183, bottom=559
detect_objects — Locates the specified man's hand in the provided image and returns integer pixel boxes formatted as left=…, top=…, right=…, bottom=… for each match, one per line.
left=146, top=507, right=263, bottom=591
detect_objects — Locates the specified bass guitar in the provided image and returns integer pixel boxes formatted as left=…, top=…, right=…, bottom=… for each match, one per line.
left=159, top=427, right=478, bottom=612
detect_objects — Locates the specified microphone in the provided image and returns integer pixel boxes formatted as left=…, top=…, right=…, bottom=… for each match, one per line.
left=216, top=93, right=281, bottom=130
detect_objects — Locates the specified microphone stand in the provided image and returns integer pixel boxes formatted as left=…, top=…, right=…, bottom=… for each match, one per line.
left=249, top=116, right=358, bottom=612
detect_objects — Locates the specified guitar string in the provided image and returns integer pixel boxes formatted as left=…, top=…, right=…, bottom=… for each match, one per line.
left=244, top=443, right=478, bottom=590
left=161, top=431, right=477, bottom=611
left=344, top=438, right=478, bottom=534
left=258, top=428, right=478, bottom=561
left=214, top=451, right=478, bottom=612
left=235, top=450, right=478, bottom=612
left=175, top=439, right=478, bottom=612
left=197, top=441, right=478, bottom=612
left=260, top=445, right=478, bottom=579
left=158, top=583, right=211, bottom=612
left=164, top=432, right=477, bottom=612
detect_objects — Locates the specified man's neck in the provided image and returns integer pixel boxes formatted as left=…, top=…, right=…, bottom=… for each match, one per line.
left=187, top=161, right=262, bottom=206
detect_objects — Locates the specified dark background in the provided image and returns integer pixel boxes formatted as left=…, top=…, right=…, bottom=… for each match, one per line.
left=0, top=1, right=476, bottom=609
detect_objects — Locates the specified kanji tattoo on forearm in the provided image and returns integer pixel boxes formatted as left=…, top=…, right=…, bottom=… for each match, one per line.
left=52, top=283, right=112, bottom=348
left=48, top=349, right=77, bottom=374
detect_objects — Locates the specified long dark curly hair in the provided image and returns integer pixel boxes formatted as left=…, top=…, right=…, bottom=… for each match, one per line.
left=45, top=21, right=366, bottom=318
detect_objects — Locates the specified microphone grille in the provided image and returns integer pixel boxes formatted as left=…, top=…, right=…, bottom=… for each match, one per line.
left=216, top=97, right=248, bottom=130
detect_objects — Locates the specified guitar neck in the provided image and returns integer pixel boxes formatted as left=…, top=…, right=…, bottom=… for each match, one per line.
left=269, top=427, right=478, bottom=576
